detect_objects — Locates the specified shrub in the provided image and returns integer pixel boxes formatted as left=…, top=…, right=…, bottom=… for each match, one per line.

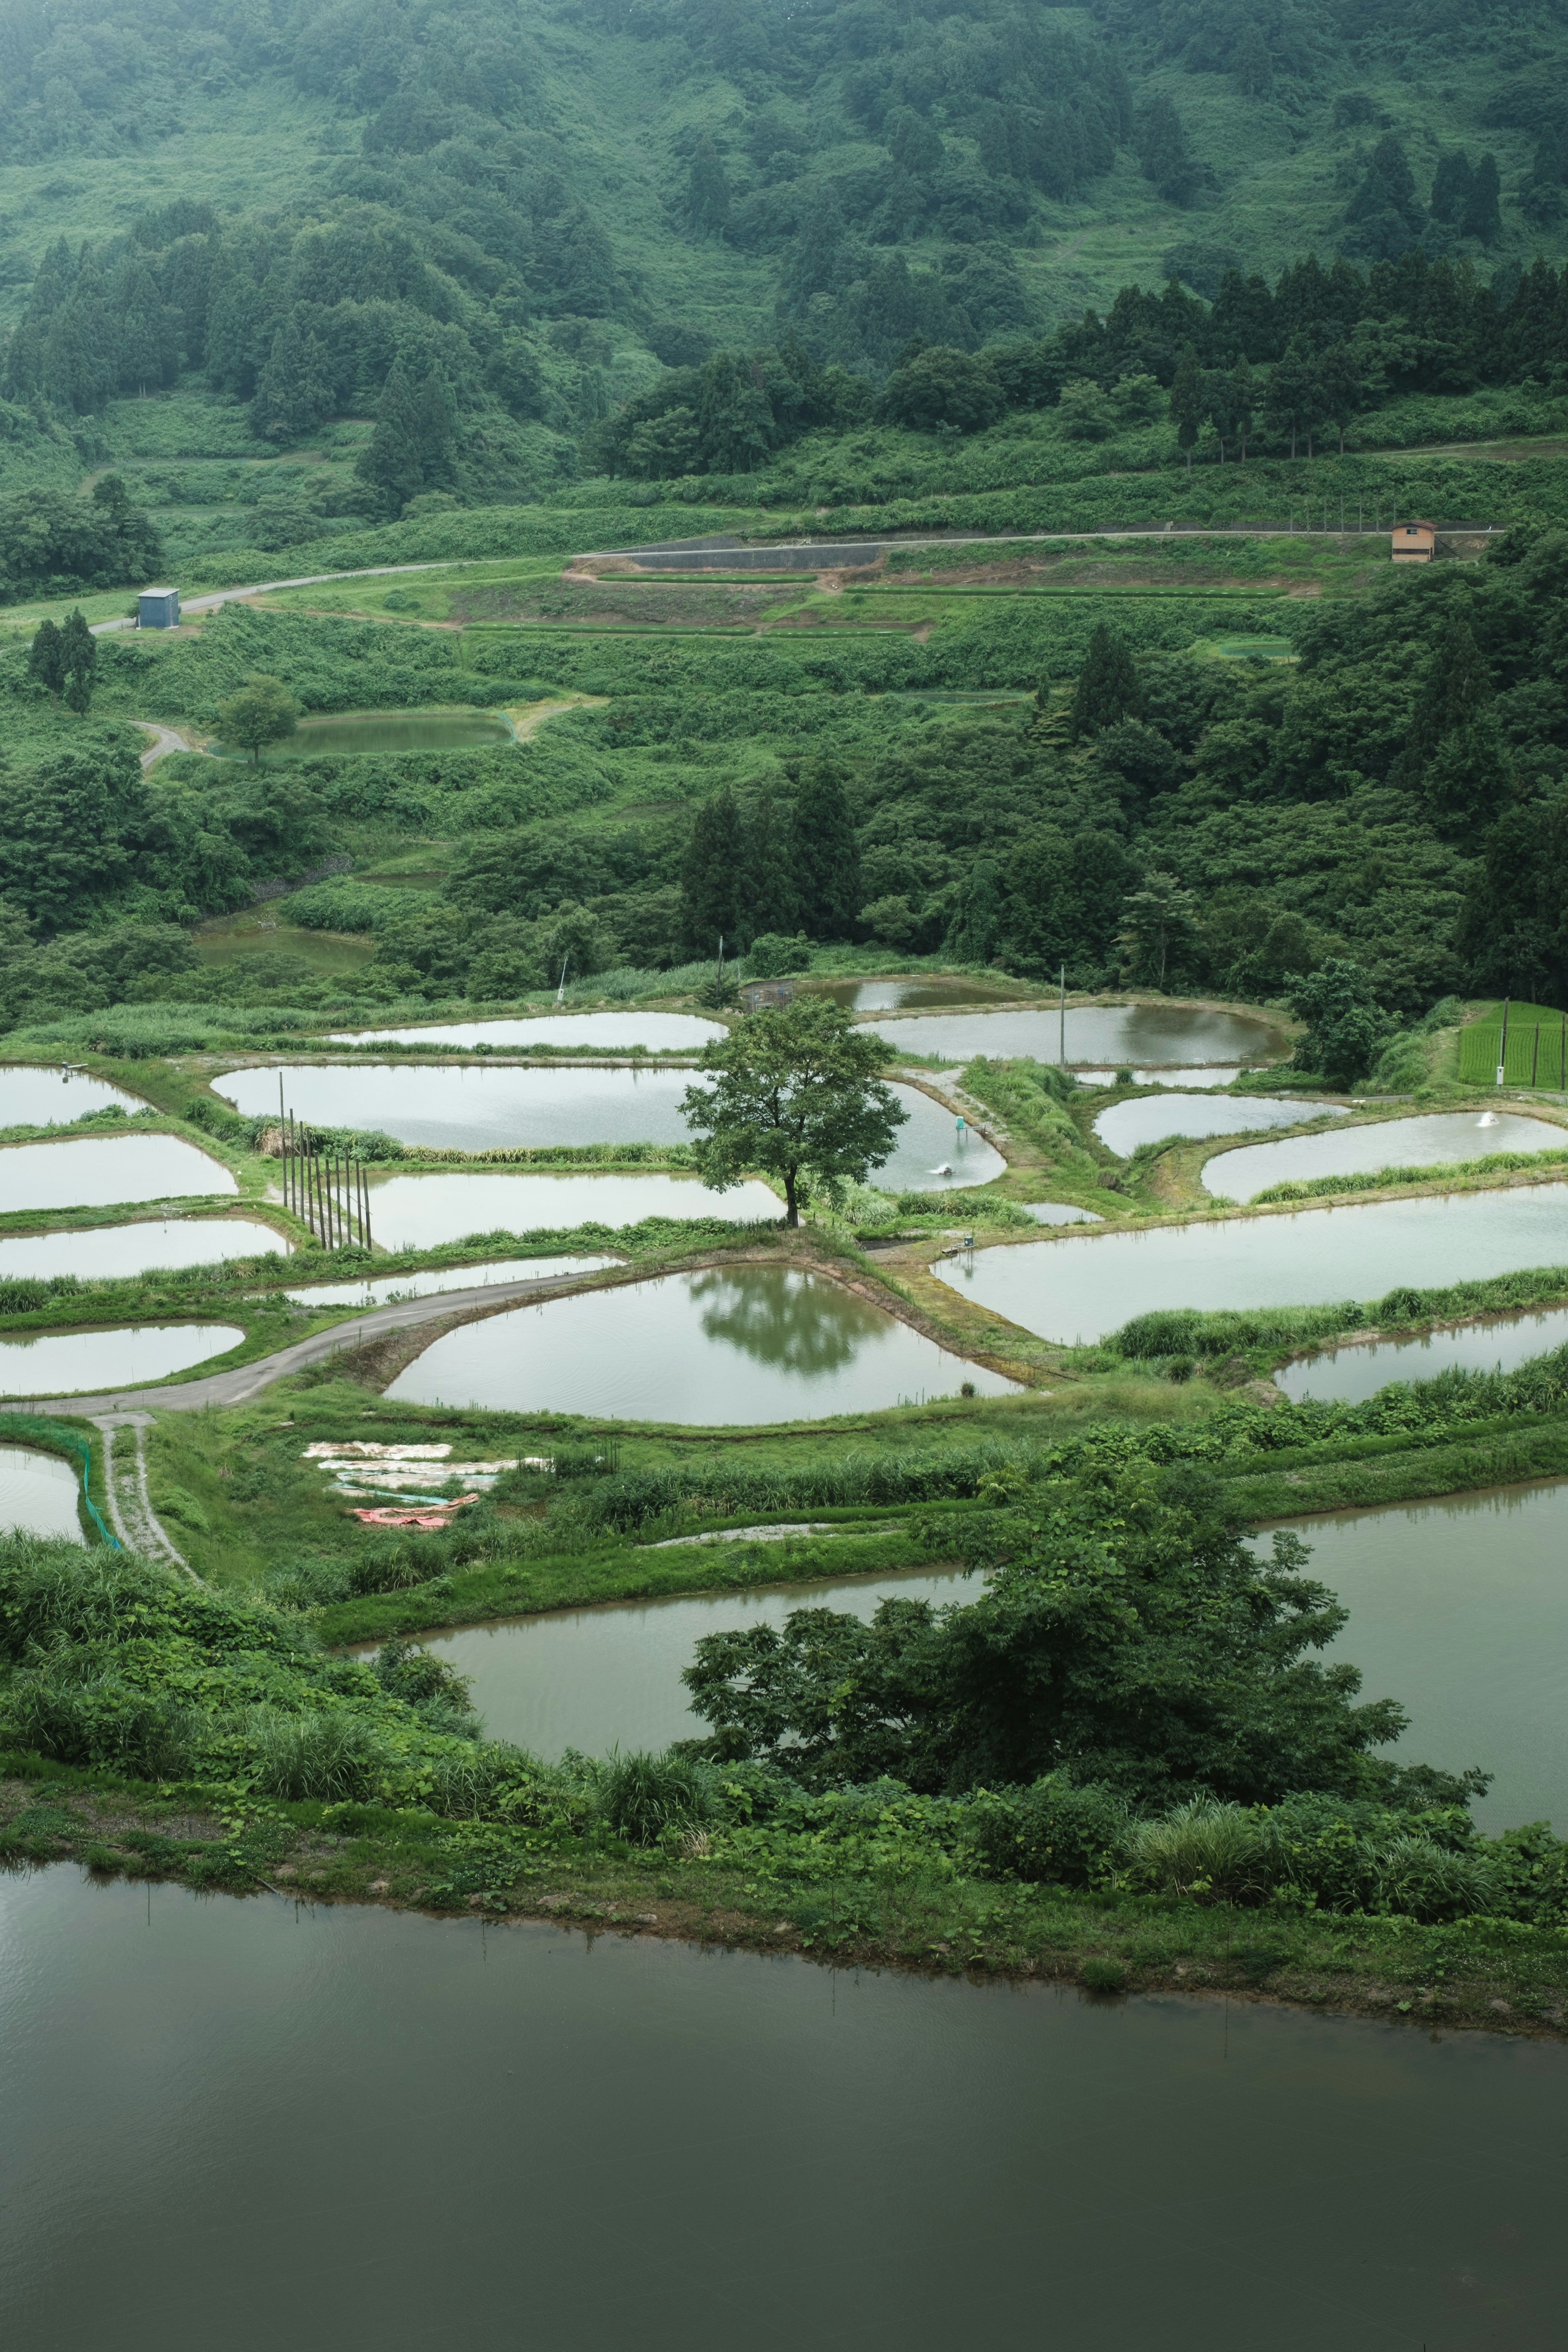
left=1079, top=1957, right=1128, bottom=1994
left=968, top=1775, right=1129, bottom=1887
left=746, top=931, right=812, bottom=978
left=1125, top=1798, right=1266, bottom=1901
left=244, top=1707, right=391, bottom=1801
left=592, top=1748, right=716, bottom=1845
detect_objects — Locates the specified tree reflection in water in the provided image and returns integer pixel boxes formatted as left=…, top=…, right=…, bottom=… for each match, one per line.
left=690, top=1266, right=880, bottom=1378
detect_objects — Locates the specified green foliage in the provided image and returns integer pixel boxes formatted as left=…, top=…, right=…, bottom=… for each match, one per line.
left=1288, top=960, right=1391, bottom=1086
left=215, top=673, right=300, bottom=764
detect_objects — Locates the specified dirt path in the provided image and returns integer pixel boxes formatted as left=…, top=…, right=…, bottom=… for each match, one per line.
left=135, top=721, right=201, bottom=771
left=90, top=562, right=461, bottom=637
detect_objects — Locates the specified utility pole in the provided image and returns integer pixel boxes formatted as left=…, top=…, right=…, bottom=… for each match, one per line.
left=1059, top=962, right=1067, bottom=1066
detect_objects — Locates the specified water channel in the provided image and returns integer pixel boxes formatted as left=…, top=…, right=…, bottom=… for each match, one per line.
left=933, top=1184, right=1568, bottom=1344
left=1094, top=1093, right=1345, bottom=1156
left=0, top=1218, right=289, bottom=1281
left=0, top=1135, right=237, bottom=1213
left=1279, top=1306, right=1568, bottom=1405
left=283, top=1253, right=617, bottom=1308
left=0, top=1067, right=142, bottom=1125
left=864, top=1005, right=1286, bottom=1066
left=0, top=1446, right=83, bottom=1541
left=363, top=1169, right=782, bottom=1246
left=1203, top=1111, right=1566, bottom=1201
left=328, top=1012, right=727, bottom=1051
left=0, top=1323, right=243, bottom=1396
left=3, top=1867, right=1561, bottom=2351
left=387, top=1265, right=1020, bottom=1421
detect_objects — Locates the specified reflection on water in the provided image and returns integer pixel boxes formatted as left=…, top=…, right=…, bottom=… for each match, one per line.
left=0, top=1219, right=289, bottom=1281
left=0, top=1323, right=244, bottom=1396
left=0, top=1446, right=83, bottom=1541
left=933, top=1184, right=1568, bottom=1344
left=1095, top=1094, right=1345, bottom=1158
left=1204, top=1111, right=1566, bottom=1201
left=813, top=977, right=1018, bottom=1011
left=4, top=1869, right=1564, bottom=2351
left=327, top=1013, right=726, bottom=1051
left=414, top=1566, right=973, bottom=1757
left=866, top=1005, right=1285, bottom=1067
left=1077, top=1067, right=1246, bottom=1090
left=1279, top=1307, right=1568, bottom=1405
left=879, top=1083, right=1006, bottom=1191
left=0, top=1067, right=143, bottom=1125
left=217, top=1062, right=710, bottom=1149
left=283, top=1254, right=616, bottom=1308
left=387, top=1264, right=1019, bottom=1421
left=1268, top=1479, right=1568, bottom=1831
left=0, top=1134, right=237, bottom=1213
left=363, top=1170, right=782, bottom=1247
left=1020, top=1201, right=1102, bottom=1224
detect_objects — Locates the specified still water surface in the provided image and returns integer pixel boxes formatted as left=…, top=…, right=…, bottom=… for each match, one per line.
left=283, top=1254, right=617, bottom=1308
left=388, top=1265, right=1019, bottom=1421
left=423, top=1565, right=973, bottom=1757
left=1095, top=1093, right=1345, bottom=1157
left=0, top=1446, right=82, bottom=1541
left=0, top=1323, right=243, bottom=1396
left=1205, top=1111, right=1566, bottom=1200
left=219, top=1060, right=709, bottom=1148
left=866, top=1005, right=1284, bottom=1066
left=216, top=707, right=512, bottom=759
left=2, top=1869, right=1561, bottom=2352
left=0, top=1218, right=289, bottom=1281
left=0, top=1134, right=237, bottom=1212
left=1280, top=1309, right=1568, bottom=1404
left=328, top=1012, right=726, bottom=1051
left=933, top=1184, right=1568, bottom=1343
left=1274, top=1479, right=1568, bottom=1832
left=1020, top=1200, right=1102, bottom=1223
left=0, top=1067, right=142, bottom=1125
left=1077, top=1066, right=1243, bottom=1089
left=364, top=1168, right=781, bottom=1244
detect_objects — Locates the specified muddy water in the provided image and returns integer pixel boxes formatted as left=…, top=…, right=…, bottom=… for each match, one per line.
left=1204, top=1111, right=1565, bottom=1201
left=386, top=1264, right=1019, bottom=1422
left=0, top=1323, right=243, bottom=1396
left=2, top=1869, right=1562, bottom=2351
left=327, top=1012, right=727, bottom=1051
left=0, top=1446, right=83, bottom=1541
left=1095, top=1094, right=1345, bottom=1157
left=363, top=1169, right=782, bottom=1246
left=933, top=1185, right=1568, bottom=1345
left=0, top=1219, right=288, bottom=1281
left=0, top=1134, right=237, bottom=1212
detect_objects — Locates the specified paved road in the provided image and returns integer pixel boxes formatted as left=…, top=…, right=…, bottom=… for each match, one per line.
left=13, top=1265, right=595, bottom=1418
left=135, top=721, right=196, bottom=771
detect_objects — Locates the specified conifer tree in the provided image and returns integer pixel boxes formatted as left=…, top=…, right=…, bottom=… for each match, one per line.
left=945, top=857, right=1005, bottom=964
left=27, top=619, right=65, bottom=703
left=59, top=608, right=96, bottom=711
left=742, top=786, right=798, bottom=941
left=1070, top=624, right=1142, bottom=739
left=1169, top=342, right=1203, bottom=472
left=358, top=355, right=427, bottom=511
left=686, top=138, right=732, bottom=237
left=790, top=757, right=861, bottom=939
left=680, top=787, right=744, bottom=955
left=1463, top=154, right=1502, bottom=245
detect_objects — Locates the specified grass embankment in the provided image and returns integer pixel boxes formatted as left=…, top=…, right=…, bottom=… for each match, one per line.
left=3, top=1753, right=1562, bottom=2039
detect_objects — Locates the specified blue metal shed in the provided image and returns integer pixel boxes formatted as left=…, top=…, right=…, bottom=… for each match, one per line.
left=138, top=587, right=180, bottom=629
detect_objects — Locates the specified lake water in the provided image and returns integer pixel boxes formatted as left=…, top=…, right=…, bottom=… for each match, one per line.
left=419, top=1566, right=975, bottom=1757
left=363, top=1170, right=782, bottom=1245
left=865, top=1006, right=1285, bottom=1067
left=327, top=1013, right=727, bottom=1051
left=0, top=1445, right=83, bottom=1541
left=933, top=1184, right=1568, bottom=1344
left=1279, top=1306, right=1568, bottom=1405
left=215, top=708, right=512, bottom=759
left=282, top=1254, right=617, bottom=1308
left=1204, top=1111, right=1566, bottom=1201
left=0, top=1218, right=289, bottom=1282
left=0, top=1135, right=238, bottom=1213
left=0, top=1067, right=143, bottom=1126
left=386, top=1265, right=1020, bottom=1421
left=1273, top=1478, right=1568, bottom=1833
left=3, top=1870, right=1562, bottom=2352
left=219, top=1069, right=1002, bottom=1191
left=1095, top=1094, right=1346, bottom=1157
left=0, top=1323, right=243, bottom=1397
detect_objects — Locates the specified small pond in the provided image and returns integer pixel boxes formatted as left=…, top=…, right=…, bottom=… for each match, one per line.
left=1095, top=1094, right=1346, bottom=1158
left=0, top=1446, right=83, bottom=1541
left=1204, top=1111, right=1566, bottom=1201
left=933, top=1183, right=1568, bottom=1345
left=283, top=1254, right=616, bottom=1308
left=811, top=977, right=1020, bottom=1012
left=363, top=1170, right=782, bottom=1247
left=4, top=1871, right=1564, bottom=2348
left=0, top=1134, right=237, bottom=1214
left=327, top=1013, right=726, bottom=1051
left=0, top=1323, right=244, bottom=1397
left=0, top=1067, right=143, bottom=1127
left=217, top=1062, right=709, bottom=1150
left=1270, top=1478, right=1568, bottom=1833
left=865, top=1005, right=1286, bottom=1067
left=213, top=708, right=512, bottom=760
left=1279, top=1306, right=1568, bottom=1406
left=386, top=1265, right=1020, bottom=1422
left=0, top=1218, right=288, bottom=1283
left=1020, top=1201, right=1102, bottom=1224
left=415, top=1565, right=974, bottom=1758
left=195, top=915, right=374, bottom=973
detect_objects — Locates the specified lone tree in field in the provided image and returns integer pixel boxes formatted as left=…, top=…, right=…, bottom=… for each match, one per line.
left=680, top=995, right=906, bottom=1227
left=216, top=672, right=299, bottom=764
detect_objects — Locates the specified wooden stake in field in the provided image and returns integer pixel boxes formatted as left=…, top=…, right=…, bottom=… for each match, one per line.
left=1498, top=998, right=1509, bottom=1087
